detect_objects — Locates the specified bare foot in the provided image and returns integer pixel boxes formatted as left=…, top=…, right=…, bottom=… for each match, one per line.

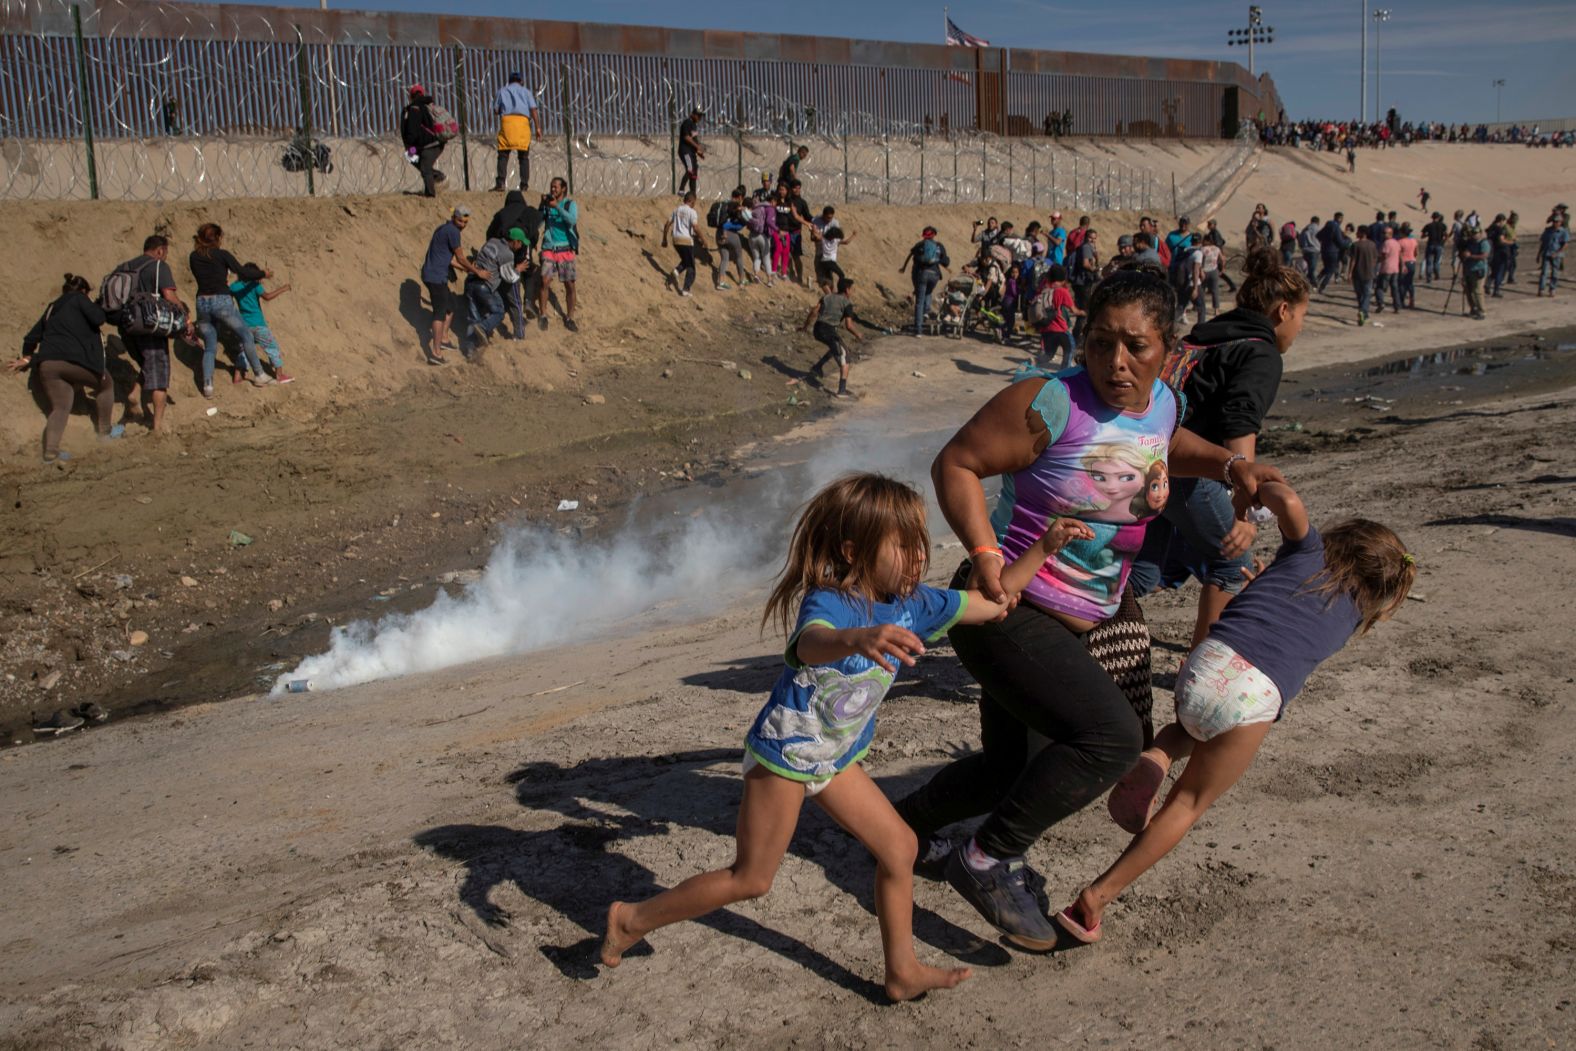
left=600, top=901, right=641, bottom=968
left=884, top=963, right=972, bottom=1002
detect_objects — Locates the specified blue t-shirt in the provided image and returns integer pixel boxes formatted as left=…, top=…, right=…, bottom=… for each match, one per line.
left=228, top=280, right=267, bottom=328
left=744, top=585, right=967, bottom=782
left=495, top=83, right=537, bottom=116
left=540, top=199, right=579, bottom=252
left=1048, top=225, right=1068, bottom=265
left=1207, top=526, right=1361, bottom=708
left=421, top=221, right=462, bottom=285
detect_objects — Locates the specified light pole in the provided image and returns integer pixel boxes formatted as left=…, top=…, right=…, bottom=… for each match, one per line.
left=1360, top=1, right=1368, bottom=122
left=1372, top=8, right=1391, bottom=123
left=1226, top=5, right=1275, bottom=77
left=1493, top=79, right=1506, bottom=123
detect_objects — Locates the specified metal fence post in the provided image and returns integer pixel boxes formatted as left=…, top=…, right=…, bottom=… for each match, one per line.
left=1031, top=143, right=1037, bottom=209
left=1073, top=159, right=1079, bottom=214
left=1007, top=139, right=1012, bottom=205
left=1171, top=171, right=1178, bottom=218
left=735, top=93, right=744, bottom=191
left=70, top=4, right=99, bottom=200
left=452, top=44, right=471, bottom=192
left=667, top=87, right=677, bottom=195
left=294, top=26, right=314, bottom=196
left=842, top=113, right=850, bottom=203
left=1050, top=151, right=1056, bottom=212
left=561, top=65, right=574, bottom=195
left=981, top=137, right=987, bottom=202
left=952, top=135, right=958, bottom=203
left=919, top=127, right=926, bottom=205
left=883, top=136, right=890, bottom=205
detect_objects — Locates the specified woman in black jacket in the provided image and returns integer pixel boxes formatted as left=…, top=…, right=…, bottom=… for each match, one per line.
left=8, top=274, right=123, bottom=462
left=400, top=85, right=446, bottom=198
left=1127, top=248, right=1311, bottom=646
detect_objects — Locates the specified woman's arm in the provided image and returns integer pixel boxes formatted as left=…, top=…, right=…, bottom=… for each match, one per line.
left=1169, top=427, right=1286, bottom=555
left=81, top=297, right=106, bottom=328
left=960, top=518, right=1096, bottom=623
left=933, top=379, right=1053, bottom=603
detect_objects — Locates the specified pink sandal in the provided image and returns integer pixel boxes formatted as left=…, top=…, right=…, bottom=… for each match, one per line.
left=1107, top=753, right=1168, bottom=834
left=1056, top=905, right=1102, bottom=944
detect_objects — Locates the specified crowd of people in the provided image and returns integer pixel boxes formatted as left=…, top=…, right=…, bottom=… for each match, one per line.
left=1258, top=115, right=1576, bottom=150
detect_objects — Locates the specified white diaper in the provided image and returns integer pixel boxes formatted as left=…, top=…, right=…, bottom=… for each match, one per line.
left=1174, top=637, right=1283, bottom=742
left=742, top=752, right=831, bottom=797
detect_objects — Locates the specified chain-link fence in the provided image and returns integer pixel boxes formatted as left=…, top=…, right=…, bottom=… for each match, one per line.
left=0, top=0, right=1285, bottom=209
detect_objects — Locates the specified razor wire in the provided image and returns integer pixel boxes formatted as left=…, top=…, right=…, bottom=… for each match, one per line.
left=0, top=0, right=1245, bottom=212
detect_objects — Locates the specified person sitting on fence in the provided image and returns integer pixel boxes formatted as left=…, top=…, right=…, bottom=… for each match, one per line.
left=678, top=108, right=705, bottom=197
left=402, top=84, right=450, bottom=198
left=228, top=264, right=293, bottom=384
left=537, top=177, right=581, bottom=332
left=8, top=274, right=124, bottom=463
left=778, top=144, right=809, bottom=189
left=494, top=71, right=540, bottom=193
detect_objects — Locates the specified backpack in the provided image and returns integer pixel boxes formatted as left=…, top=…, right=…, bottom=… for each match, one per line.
left=989, top=244, right=1013, bottom=269
left=119, top=292, right=187, bottom=337
left=424, top=101, right=459, bottom=143
left=918, top=238, right=942, bottom=266
left=747, top=206, right=769, bottom=235
left=1280, top=221, right=1297, bottom=243
left=706, top=201, right=725, bottom=228
left=1160, top=337, right=1211, bottom=402
left=1025, top=285, right=1056, bottom=327
left=98, top=258, right=155, bottom=322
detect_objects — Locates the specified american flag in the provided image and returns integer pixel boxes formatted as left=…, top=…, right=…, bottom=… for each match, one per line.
left=945, top=16, right=989, bottom=47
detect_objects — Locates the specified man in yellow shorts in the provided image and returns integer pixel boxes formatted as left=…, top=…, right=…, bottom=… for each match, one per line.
left=494, top=71, right=540, bottom=193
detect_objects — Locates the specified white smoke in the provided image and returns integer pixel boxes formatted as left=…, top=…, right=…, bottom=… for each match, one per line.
left=272, top=416, right=946, bottom=695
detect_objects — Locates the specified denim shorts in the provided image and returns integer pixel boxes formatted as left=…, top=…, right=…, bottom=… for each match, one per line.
left=1128, top=476, right=1255, bottom=596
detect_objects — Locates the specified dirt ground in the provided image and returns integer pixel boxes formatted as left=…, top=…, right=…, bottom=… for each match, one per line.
left=2, top=144, right=1574, bottom=1048
left=2, top=306, right=1574, bottom=1047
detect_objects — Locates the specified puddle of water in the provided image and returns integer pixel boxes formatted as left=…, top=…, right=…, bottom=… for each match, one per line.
left=1270, top=329, right=1576, bottom=432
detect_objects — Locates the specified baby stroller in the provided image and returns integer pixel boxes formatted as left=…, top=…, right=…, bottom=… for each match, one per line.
left=931, top=273, right=979, bottom=339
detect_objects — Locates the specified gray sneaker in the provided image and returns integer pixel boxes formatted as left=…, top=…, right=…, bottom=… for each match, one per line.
left=945, top=846, right=1060, bottom=950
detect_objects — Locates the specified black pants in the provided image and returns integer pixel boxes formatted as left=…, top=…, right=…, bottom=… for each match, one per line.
left=417, top=144, right=445, bottom=197
left=897, top=572, right=1144, bottom=859
left=495, top=149, right=529, bottom=190
left=812, top=321, right=846, bottom=368
left=1317, top=252, right=1341, bottom=292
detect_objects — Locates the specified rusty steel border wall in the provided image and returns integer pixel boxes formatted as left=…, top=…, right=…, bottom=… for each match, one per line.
left=1, top=0, right=1283, bottom=143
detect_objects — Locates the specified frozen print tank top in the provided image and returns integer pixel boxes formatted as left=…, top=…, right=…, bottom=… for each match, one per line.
left=989, top=368, right=1179, bottom=623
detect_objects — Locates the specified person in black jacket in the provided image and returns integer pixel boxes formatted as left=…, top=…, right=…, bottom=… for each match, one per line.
left=1128, top=248, right=1311, bottom=647
left=401, top=84, right=446, bottom=198
left=9, top=274, right=123, bottom=462
left=486, top=190, right=540, bottom=339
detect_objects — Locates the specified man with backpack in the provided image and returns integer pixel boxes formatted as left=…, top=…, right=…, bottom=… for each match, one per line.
left=1297, top=217, right=1320, bottom=277
left=402, top=85, right=455, bottom=198
left=102, top=234, right=192, bottom=434
left=898, top=226, right=949, bottom=336
left=1278, top=218, right=1299, bottom=267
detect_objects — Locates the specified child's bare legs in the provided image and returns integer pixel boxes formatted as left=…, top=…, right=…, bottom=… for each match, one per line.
left=1072, top=721, right=1271, bottom=931
left=1108, top=722, right=1193, bottom=833
left=814, top=765, right=971, bottom=1001
left=602, top=766, right=803, bottom=967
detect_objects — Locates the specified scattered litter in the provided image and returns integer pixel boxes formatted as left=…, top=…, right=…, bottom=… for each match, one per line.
left=912, top=371, right=927, bottom=378
left=38, top=670, right=61, bottom=691
left=719, top=359, right=737, bottom=370
left=1407, top=593, right=1427, bottom=603
left=205, top=407, right=219, bottom=417
left=112, top=574, right=134, bottom=590
left=556, top=499, right=580, bottom=512
left=369, top=595, right=391, bottom=602
left=526, top=679, right=586, bottom=697
left=737, top=369, right=752, bottom=380
left=127, top=630, right=149, bottom=646
left=179, top=576, right=199, bottom=588
left=787, top=395, right=800, bottom=406
left=786, top=378, right=800, bottom=387
left=286, top=679, right=313, bottom=693
left=228, top=530, right=253, bottom=547
left=267, top=599, right=284, bottom=612
left=584, top=394, right=607, bottom=405
left=110, top=650, right=135, bottom=662
left=135, top=496, right=153, bottom=504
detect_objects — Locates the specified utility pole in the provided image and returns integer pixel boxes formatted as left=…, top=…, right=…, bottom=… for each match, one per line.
left=1360, top=0, right=1368, bottom=123
left=1372, top=8, right=1391, bottom=123
left=1493, top=79, right=1506, bottom=123
left=1226, top=5, right=1273, bottom=77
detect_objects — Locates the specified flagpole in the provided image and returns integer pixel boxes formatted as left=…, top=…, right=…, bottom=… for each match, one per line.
left=944, top=6, right=949, bottom=44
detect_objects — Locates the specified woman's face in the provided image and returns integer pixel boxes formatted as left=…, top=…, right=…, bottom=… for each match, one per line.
left=1084, top=459, right=1144, bottom=504
left=1082, top=301, right=1168, bottom=411
left=1272, top=299, right=1309, bottom=354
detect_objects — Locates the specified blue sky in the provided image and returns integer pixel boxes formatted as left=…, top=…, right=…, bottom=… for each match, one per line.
left=236, top=0, right=1575, bottom=123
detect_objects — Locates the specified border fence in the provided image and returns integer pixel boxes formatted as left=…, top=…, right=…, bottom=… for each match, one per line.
left=1, top=0, right=1280, bottom=205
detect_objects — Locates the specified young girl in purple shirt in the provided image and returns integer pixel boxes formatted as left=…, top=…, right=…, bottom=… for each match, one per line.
left=1054, top=478, right=1416, bottom=943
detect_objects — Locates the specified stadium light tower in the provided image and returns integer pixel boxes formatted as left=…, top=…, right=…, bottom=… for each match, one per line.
left=1493, top=78, right=1506, bottom=123
left=1226, top=6, right=1274, bottom=77
left=1372, top=8, right=1391, bottom=122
